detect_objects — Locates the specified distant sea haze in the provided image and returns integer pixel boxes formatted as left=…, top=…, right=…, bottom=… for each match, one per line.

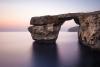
left=0, top=26, right=79, bottom=32
left=0, top=20, right=78, bottom=32
left=0, top=28, right=27, bottom=32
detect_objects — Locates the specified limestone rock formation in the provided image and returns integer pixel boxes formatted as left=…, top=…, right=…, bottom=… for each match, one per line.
left=78, top=11, right=100, bottom=49
left=28, top=14, right=77, bottom=42
left=28, top=11, right=100, bottom=49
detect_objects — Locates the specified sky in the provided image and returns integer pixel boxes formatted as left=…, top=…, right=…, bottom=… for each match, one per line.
left=0, top=0, right=100, bottom=31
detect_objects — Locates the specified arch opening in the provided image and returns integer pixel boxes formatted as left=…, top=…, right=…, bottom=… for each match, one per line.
left=60, top=19, right=79, bottom=32
left=57, top=19, right=79, bottom=42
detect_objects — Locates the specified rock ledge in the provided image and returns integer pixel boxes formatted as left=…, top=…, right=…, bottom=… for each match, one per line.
left=28, top=11, right=100, bottom=49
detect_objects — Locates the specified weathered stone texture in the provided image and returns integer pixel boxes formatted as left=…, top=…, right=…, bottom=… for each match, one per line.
left=28, top=11, right=100, bottom=50
left=78, top=13, right=100, bottom=49
left=28, top=16, right=63, bottom=41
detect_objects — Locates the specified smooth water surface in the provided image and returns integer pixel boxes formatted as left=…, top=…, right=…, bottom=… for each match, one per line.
left=0, top=32, right=100, bottom=67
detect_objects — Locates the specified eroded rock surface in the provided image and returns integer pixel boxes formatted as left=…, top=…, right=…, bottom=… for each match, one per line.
left=28, top=11, right=100, bottom=49
left=78, top=11, right=100, bottom=49
left=28, top=15, right=74, bottom=42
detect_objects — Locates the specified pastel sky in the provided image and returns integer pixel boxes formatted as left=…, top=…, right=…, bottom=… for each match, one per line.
left=0, top=0, right=100, bottom=31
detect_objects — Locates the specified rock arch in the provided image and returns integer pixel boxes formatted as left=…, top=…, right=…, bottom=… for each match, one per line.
left=28, top=11, right=100, bottom=49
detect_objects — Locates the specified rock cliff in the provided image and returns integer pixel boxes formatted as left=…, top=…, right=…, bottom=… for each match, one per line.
left=28, top=11, right=100, bottom=49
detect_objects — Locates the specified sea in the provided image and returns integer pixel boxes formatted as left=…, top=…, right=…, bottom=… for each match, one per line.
left=0, top=31, right=100, bottom=67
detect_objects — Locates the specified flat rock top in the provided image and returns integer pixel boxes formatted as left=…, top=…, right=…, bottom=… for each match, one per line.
left=30, top=11, right=100, bottom=25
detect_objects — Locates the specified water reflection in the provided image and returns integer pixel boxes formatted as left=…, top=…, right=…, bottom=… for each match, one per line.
left=0, top=32, right=100, bottom=67
left=79, top=44, right=100, bottom=67
left=32, top=41, right=59, bottom=67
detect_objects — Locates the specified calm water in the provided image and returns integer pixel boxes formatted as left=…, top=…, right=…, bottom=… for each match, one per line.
left=0, top=32, right=100, bottom=67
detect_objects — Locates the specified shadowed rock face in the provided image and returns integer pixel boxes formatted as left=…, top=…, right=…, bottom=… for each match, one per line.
left=28, top=15, right=73, bottom=42
left=78, top=12, right=100, bottom=49
left=28, top=16, right=65, bottom=42
left=28, top=11, right=100, bottom=49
